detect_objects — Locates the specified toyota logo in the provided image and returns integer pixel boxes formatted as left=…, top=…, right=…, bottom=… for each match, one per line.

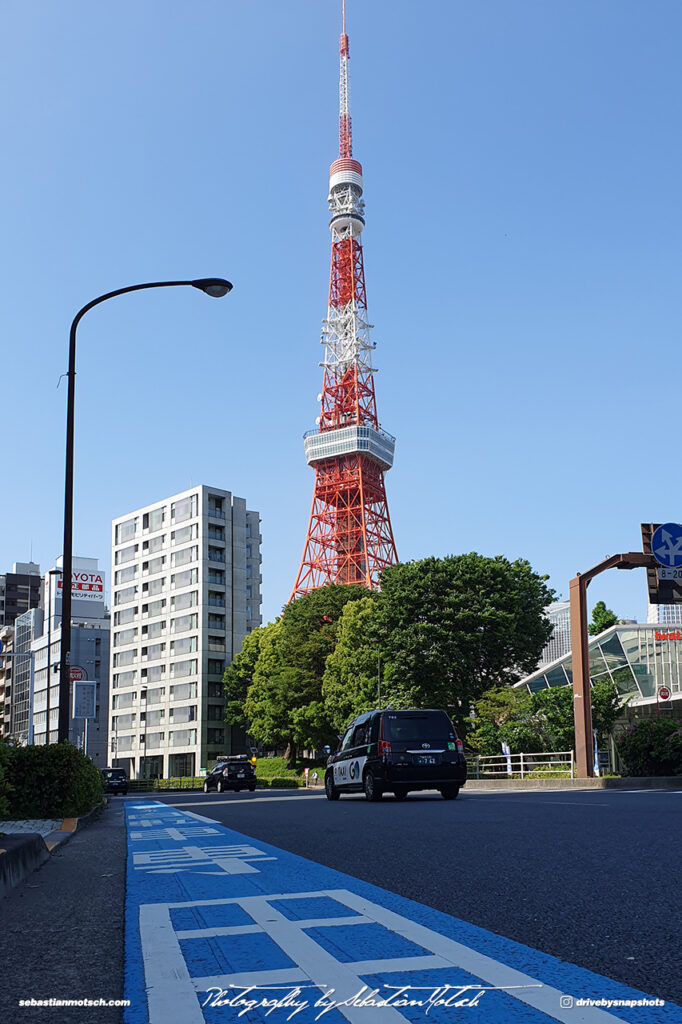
left=421, top=743, right=430, bottom=749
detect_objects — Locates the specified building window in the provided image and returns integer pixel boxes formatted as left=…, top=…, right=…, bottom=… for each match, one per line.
left=142, top=556, right=165, bottom=576
left=208, top=614, right=225, bottom=630
left=208, top=546, right=225, bottom=564
left=207, top=660, right=225, bottom=676
left=113, top=650, right=136, bottom=667
left=169, top=660, right=198, bottom=680
left=170, top=636, right=197, bottom=656
left=171, top=614, right=198, bottom=634
left=114, top=628, right=137, bottom=647
left=143, top=665, right=166, bottom=683
left=169, top=705, right=197, bottom=724
left=113, top=671, right=136, bottom=688
left=171, top=568, right=199, bottom=589
left=144, top=732, right=165, bottom=748
left=143, top=620, right=166, bottom=640
left=114, top=565, right=138, bottom=585
left=171, top=591, right=198, bottom=612
left=142, top=508, right=165, bottom=532
left=142, top=535, right=165, bottom=554
left=143, top=686, right=166, bottom=705
left=141, top=643, right=165, bottom=661
left=207, top=569, right=225, bottom=585
left=207, top=704, right=224, bottom=721
left=171, top=546, right=198, bottom=569
left=169, top=681, right=198, bottom=700
left=171, top=495, right=198, bottom=524
left=114, top=586, right=138, bottom=606
left=114, top=607, right=137, bottom=626
left=115, top=543, right=138, bottom=565
left=115, top=518, right=138, bottom=544
left=208, top=682, right=223, bottom=697
left=207, top=728, right=225, bottom=745
left=171, top=524, right=198, bottom=545
left=142, top=577, right=166, bottom=597
left=208, top=636, right=226, bottom=652
left=142, top=599, right=166, bottom=618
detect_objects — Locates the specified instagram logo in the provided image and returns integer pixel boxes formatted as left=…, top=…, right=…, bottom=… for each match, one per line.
left=560, top=996, right=574, bottom=1009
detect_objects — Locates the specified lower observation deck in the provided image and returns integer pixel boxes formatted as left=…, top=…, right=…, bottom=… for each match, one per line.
left=303, top=424, right=395, bottom=471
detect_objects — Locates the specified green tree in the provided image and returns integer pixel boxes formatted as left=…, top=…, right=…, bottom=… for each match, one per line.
left=242, top=585, right=368, bottom=766
left=223, top=624, right=276, bottom=730
left=588, top=600, right=619, bottom=636
left=322, top=596, right=382, bottom=732
left=373, top=554, right=555, bottom=732
left=468, top=680, right=622, bottom=755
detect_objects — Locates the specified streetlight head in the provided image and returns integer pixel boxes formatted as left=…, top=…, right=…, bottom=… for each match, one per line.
left=191, top=278, right=233, bottom=298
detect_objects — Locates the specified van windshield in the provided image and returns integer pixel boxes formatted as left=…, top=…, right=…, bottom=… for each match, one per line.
left=383, top=712, right=454, bottom=745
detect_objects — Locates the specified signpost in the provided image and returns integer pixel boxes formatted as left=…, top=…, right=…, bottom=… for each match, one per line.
left=658, top=685, right=672, bottom=702
left=72, top=678, right=96, bottom=754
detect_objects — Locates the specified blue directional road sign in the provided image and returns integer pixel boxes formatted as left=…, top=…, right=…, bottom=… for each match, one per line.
left=651, top=523, right=682, bottom=567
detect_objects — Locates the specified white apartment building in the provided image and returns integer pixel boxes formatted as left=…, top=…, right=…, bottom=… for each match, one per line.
left=109, top=485, right=262, bottom=779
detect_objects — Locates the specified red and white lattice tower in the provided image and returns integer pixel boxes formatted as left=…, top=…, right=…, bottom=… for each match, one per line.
left=290, top=0, right=398, bottom=600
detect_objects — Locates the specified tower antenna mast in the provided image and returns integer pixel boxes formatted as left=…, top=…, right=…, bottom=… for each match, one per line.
left=290, top=0, right=398, bottom=600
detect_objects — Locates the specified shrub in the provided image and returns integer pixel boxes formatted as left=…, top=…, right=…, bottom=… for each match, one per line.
left=269, top=777, right=301, bottom=788
left=6, top=743, right=103, bottom=819
left=616, top=719, right=682, bottom=777
left=0, top=739, right=13, bottom=819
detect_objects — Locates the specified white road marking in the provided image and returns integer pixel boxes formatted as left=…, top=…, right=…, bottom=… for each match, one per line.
left=139, top=888, right=628, bottom=1024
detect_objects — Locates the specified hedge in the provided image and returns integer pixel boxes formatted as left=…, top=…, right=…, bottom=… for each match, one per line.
left=4, top=743, right=103, bottom=819
left=616, top=719, right=682, bottom=776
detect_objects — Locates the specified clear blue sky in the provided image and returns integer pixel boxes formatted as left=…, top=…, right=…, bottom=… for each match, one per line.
left=2, top=0, right=680, bottom=627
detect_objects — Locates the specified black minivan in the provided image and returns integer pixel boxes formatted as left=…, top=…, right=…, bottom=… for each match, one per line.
left=325, top=708, right=467, bottom=801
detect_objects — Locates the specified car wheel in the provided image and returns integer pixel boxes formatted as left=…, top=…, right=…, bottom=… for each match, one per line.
left=203, top=781, right=209, bottom=793
left=325, top=772, right=340, bottom=801
left=363, top=770, right=383, bottom=801
left=235, top=787, right=241, bottom=793
left=217, top=779, right=224, bottom=793
left=248, top=785, right=256, bottom=792
left=440, top=785, right=460, bottom=800
left=393, top=787, right=408, bottom=801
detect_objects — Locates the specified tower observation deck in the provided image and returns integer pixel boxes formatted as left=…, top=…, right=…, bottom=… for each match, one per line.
left=290, top=0, right=398, bottom=599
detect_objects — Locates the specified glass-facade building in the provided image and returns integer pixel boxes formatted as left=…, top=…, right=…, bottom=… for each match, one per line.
left=518, top=623, right=681, bottom=715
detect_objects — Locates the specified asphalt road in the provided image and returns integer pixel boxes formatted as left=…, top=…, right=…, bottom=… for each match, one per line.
left=154, top=786, right=682, bottom=1007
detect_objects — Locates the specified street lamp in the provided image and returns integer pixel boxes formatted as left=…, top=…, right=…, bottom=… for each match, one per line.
left=57, top=278, right=233, bottom=743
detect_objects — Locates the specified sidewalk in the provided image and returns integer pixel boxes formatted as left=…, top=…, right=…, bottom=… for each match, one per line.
left=0, top=799, right=127, bottom=1024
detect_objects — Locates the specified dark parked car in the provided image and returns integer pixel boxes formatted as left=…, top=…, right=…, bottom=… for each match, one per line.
left=102, top=767, right=128, bottom=795
left=203, top=756, right=256, bottom=794
left=325, top=708, right=467, bottom=801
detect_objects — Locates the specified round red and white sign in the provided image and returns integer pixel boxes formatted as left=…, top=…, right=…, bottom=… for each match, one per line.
left=69, top=666, right=87, bottom=682
left=658, top=685, right=672, bottom=701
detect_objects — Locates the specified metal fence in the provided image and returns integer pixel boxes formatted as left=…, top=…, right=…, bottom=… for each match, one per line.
left=467, top=750, right=575, bottom=779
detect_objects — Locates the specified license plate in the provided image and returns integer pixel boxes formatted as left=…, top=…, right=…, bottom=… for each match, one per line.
left=416, top=756, right=437, bottom=765
left=237, top=773, right=245, bottom=778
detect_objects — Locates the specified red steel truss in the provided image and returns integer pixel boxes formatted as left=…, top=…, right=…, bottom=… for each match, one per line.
left=290, top=9, right=397, bottom=600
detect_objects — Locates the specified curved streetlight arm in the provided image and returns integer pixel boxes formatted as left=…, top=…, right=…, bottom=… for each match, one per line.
left=58, top=277, right=232, bottom=744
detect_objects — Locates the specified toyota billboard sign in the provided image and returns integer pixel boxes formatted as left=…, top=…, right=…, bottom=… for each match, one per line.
left=55, top=570, right=105, bottom=602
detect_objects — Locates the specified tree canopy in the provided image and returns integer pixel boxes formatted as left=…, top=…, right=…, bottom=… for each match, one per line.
left=372, top=554, right=555, bottom=731
left=588, top=600, right=620, bottom=636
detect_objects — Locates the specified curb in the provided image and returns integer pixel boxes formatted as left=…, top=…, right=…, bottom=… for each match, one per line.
left=0, top=834, right=49, bottom=899
left=0, top=801, right=105, bottom=896
left=465, top=776, right=682, bottom=791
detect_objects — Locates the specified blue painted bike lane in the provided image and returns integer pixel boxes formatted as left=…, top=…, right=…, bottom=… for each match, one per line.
left=123, top=801, right=680, bottom=1024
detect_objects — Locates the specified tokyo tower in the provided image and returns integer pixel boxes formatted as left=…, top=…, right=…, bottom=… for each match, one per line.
left=290, top=0, right=398, bottom=601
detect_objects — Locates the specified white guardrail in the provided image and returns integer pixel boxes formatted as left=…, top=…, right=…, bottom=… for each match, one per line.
left=466, top=750, right=575, bottom=780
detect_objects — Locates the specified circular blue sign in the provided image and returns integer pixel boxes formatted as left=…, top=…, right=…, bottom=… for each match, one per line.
left=651, top=522, right=682, bottom=567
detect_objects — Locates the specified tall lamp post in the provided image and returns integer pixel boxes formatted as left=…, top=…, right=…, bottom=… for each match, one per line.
left=57, top=278, right=233, bottom=743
